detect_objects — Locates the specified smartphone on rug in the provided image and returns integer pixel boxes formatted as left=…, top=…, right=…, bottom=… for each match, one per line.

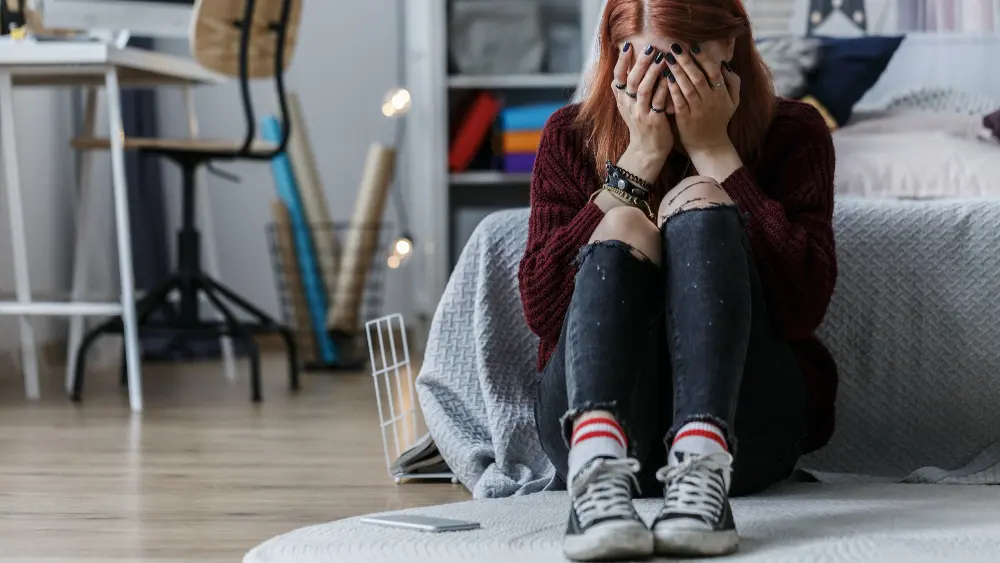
left=359, top=514, right=481, bottom=532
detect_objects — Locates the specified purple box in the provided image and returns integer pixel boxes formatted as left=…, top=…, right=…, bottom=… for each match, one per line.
left=503, top=152, right=536, bottom=173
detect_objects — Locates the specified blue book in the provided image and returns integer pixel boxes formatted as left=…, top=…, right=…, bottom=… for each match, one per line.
left=261, top=116, right=338, bottom=363
left=499, top=102, right=565, bottom=131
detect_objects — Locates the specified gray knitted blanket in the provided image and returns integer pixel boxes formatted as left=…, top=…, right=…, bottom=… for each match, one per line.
left=416, top=198, right=1000, bottom=498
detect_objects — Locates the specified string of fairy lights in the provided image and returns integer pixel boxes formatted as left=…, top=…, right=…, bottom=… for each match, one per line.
left=381, top=0, right=414, bottom=270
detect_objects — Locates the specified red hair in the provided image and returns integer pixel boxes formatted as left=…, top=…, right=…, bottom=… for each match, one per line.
left=577, top=0, right=776, bottom=189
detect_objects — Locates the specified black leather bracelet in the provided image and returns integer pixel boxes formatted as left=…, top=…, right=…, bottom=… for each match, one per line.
left=605, top=160, right=652, bottom=201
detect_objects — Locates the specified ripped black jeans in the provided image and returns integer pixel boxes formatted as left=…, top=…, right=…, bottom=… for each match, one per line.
left=534, top=206, right=808, bottom=497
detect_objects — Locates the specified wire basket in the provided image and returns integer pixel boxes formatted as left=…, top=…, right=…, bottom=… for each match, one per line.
left=366, top=313, right=457, bottom=484
left=266, top=221, right=391, bottom=371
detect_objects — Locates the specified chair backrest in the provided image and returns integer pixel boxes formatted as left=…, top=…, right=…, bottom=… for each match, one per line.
left=190, top=0, right=302, bottom=78
left=188, top=0, right=302, bottom=158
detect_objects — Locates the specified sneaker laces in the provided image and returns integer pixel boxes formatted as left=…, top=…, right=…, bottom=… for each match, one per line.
left=655, top=452, right=732, bottom=523
left=570, top=457, right=641, bottom=529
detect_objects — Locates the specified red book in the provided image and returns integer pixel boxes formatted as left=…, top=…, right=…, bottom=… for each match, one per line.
left=448, top=92, right=501, bottom=172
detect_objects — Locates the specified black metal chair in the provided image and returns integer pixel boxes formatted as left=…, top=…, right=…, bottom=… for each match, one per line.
left=70, top=0, right=303, bottom=402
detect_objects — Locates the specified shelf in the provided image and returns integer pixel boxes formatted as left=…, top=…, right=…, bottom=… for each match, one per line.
left=448, top=73, right=580, bottom=89
left=449, top=171, right=532, bottom=185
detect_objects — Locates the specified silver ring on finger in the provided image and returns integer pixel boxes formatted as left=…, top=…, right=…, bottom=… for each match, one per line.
left=651, top=106, right=666, bottom=113
left=614, top=83, right=627, bottom=90
left=625, top=90, right=638, bottom=99
left=711, top=78, right=725, bottom=89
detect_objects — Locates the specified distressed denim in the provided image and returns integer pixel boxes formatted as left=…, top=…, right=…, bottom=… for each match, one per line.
left=534, top=206, right=808, bottom=497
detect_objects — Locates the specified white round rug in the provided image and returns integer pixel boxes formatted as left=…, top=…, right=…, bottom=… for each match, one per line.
left=245, top=483, right=1000, bottom=563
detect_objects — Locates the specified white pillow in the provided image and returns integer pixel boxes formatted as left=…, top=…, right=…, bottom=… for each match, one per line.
left=834, top=109, right=1000, bottom=199
left=841, top=108, right=994, bottom=140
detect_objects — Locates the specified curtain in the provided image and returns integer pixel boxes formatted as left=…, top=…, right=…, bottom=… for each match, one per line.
left=897, top=0, right=996, bottom=32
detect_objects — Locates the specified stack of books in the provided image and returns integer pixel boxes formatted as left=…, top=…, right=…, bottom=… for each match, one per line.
left=498, top=102, right=564, bottom=173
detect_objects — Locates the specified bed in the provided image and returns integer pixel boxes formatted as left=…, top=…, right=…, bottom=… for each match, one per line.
left=833, top=101, right=1000, bottom=199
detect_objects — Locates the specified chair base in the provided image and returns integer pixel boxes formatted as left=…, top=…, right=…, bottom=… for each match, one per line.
left=69, top=269, right=300, bottom=404
left=68, top=139, right=302, bottom=405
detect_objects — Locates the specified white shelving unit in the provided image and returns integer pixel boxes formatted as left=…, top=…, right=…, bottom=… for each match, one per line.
left=405, top=0, right=592, bottom=328
left=447, top=72, right=581, bottom=89
left=449, top=171, right=534, bottom=185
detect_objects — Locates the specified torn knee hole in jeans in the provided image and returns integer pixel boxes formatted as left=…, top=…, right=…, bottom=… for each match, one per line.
left=660, top=202, right=738, bottom=226
left=576, top=240, right=652, bottom=267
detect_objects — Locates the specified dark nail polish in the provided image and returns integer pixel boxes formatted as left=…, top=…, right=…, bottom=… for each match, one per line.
left=667, top=71, right=676, bottom=83
left=644, top=44, right=654, bottom=56
left=653, top=52, right=664, bottom=64
left=722, top=60, right=733, bottom=72
left=665, top=53, right=677, bottom=65
left=691, top=43, right=701, bottom=55
left=663, top=68, right=670, bottom=78
left=623, top=42, right=631, bottom=53
left=671, top=43, right=683, bottom=55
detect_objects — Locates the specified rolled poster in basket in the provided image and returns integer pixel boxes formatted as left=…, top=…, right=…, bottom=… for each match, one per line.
left=262, top=115, right=338, bottom=363
left=327, top=143, right=395, bottom=335
left=270, top=200, right=319, bottom=361
left=286, top=92, right=340, bottom=294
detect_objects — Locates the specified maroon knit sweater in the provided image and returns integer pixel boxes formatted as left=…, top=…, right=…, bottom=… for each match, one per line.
left=517, top=100, right=839, bottom=453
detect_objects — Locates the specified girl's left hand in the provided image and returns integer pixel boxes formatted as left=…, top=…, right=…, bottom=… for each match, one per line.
left=665, top=44, right=741, bottom=154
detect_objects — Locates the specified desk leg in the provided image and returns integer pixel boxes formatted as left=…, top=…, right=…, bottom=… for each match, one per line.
left=0, top=71, right=40, bottom=399
left=66, top=87, right=99, bottom=394
left=104, top=69, right=143, bottom=413
left=183, top=86, right=237, bottom=382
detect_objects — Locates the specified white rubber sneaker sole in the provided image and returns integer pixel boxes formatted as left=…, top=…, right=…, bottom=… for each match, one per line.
left=652, top=526, right=739, bottom=557
left=563, top=520, right=654, bottom=561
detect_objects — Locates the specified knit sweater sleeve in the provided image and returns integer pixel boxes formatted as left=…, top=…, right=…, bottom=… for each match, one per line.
left=518, top=108, right=604, bottom=344
left=721, top=104, right=837, bottom=340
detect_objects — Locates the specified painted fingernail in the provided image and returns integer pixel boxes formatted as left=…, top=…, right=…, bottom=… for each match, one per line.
left=663, top=68, right=670, bottom=78
left=667, top=71, right=676, bottom=83
left=644, top=44, right=654, bottom=56
left=722, top=60, right=733, bottom=72
left=665, top=53, right=677, bottom=65
left=623, top=42, right=631, bottom=53
left=653, top=52, right=664, bottom=64
left=690, top=43, right=701, bottom=55
left=671, top=43, right=683, bottom=55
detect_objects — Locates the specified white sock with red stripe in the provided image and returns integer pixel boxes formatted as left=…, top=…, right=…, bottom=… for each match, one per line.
left=567, top=414, right=628, bottom=482
left=668, top=421, right=728, bottom=465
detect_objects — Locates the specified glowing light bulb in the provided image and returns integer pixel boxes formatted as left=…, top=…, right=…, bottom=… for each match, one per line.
left=394, top=237, right=412, bottom=256
left=381, top=87, right=412, bottom=117
left=391, top=89, right=411, bottom=110
left=386, top=235, right=414, bottom=269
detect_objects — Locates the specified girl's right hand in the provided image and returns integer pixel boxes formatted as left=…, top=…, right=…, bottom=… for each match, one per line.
left=612, top=42, right=673, bottom=183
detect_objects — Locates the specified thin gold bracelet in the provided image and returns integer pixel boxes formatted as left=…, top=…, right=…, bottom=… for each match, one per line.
left=589, top=185, right=655, bottom=221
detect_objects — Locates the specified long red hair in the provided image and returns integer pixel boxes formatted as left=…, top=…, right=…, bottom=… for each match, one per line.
left=577, top=0, right=775, bottom=188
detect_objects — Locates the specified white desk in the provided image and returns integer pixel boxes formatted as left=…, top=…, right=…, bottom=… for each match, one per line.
left=0, top=40, right=224, bottom=412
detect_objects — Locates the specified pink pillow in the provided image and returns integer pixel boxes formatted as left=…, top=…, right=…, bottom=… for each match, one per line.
left=985, top=109, right=1000, bottom=140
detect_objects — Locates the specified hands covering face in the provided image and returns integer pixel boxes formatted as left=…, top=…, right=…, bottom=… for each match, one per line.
left=612, top=39, right=741, bottom=156
left=664, top=42, right=741, bottom=153
left=611, top=42, right=675, bottom=161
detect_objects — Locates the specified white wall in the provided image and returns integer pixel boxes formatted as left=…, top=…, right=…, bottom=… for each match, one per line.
left=0, top=89, right=77, bottom=351
left=156, top=0, right=413, bottom=326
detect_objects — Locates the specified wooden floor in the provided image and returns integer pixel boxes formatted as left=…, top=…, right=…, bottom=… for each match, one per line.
left=0, top=352, right=470, bottom=562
